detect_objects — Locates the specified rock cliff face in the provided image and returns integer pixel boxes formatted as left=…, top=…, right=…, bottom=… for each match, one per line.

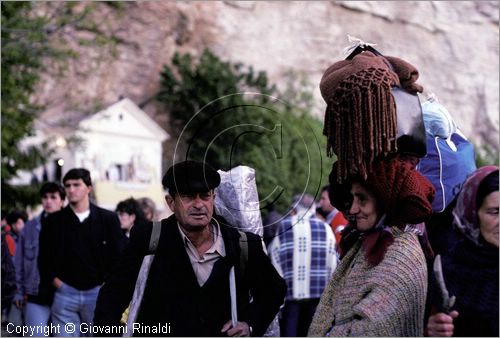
left=34, top=1, right=499, bottom=155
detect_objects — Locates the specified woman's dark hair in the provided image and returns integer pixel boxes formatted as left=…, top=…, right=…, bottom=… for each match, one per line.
left=40, top=182, right=66, bottom=200
left=116, top=197, right=145, bottom=220
left=5, top=210, right=27, bottom=226
left=476, top=170, right=499, bottom=209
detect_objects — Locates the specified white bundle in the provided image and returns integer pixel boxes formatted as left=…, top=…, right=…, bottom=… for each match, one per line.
left=215, top=165, right=263, bottom=237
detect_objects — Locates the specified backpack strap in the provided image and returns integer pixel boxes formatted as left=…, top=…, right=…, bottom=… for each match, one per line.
left=238, top=230, right=248, bottom=277
left=148, top=221, right=162, bottom=255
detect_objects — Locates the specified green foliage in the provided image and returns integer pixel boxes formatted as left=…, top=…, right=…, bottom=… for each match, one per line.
left=1, top=182, right=42, bottom=211
left=1, top=2, right=53, bottom=184
left=157, top=49, right=330, bottom=212
left=1, top=2, right=120, bottom=210
left=475, top=143, right=500, bottom=168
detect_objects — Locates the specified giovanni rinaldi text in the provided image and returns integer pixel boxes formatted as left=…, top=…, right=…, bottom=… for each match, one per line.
left=6, top=322, right=172, bottom=336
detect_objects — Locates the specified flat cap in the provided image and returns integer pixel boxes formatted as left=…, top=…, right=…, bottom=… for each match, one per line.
left=162, top=160, right=221, bottom=194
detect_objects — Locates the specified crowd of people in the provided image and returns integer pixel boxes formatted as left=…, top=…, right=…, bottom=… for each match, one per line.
left=1, top=44, right=498, bottom=338
left=1, top=159, right=497, bottom=337
left=1, top=170, right=161, bottom=336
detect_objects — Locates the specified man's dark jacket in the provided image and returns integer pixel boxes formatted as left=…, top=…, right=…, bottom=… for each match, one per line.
left=38, top=203, right=126, bottom=302
left=93, top=214, right=287, bottom=336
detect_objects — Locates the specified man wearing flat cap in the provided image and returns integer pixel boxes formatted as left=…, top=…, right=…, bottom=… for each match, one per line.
left=94, top=160, right=286, bottom=337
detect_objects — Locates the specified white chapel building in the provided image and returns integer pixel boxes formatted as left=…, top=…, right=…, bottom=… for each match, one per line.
left=13, top=98, right=170, bottom=211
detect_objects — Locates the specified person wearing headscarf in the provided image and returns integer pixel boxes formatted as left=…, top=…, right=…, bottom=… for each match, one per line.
left=426, top=166, right=499, bottom=337
left=308, top=157, right=435, bottom=337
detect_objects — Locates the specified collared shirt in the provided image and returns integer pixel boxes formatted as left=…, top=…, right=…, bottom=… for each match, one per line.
left=177, top=221, right=226, bottom=286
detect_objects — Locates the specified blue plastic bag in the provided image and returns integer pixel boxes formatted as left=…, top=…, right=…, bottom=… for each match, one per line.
left=418, top=99, right=476, bottom=212
left=419, top=132, right=476, bottom=212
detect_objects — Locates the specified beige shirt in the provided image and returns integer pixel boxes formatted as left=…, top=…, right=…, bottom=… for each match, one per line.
left=177, top=221, right=226, bottom=286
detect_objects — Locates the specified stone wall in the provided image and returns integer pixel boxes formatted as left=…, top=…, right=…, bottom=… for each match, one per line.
left=34, top=1, right=499, bottom=155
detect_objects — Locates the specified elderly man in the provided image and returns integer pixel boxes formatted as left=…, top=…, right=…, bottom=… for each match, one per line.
left=94, top=160, right=286, bottom=337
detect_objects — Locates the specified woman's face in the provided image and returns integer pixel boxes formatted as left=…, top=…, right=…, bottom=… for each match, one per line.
left=350, top=182, right=379, bottom=231
left=478, top=191, right=499, bottom=247
left=118, top=211, right=136, bottom=231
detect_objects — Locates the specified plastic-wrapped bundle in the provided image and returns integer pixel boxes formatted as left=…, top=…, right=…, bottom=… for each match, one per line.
left=422, top=97, right=457, bottom=139
left=215, top=166, right=281, bottom=337
left=215, top=165, right=263, bottom=237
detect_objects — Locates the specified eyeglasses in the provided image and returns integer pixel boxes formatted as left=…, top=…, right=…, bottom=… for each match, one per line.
left=177, top=191, right=214, bottom=203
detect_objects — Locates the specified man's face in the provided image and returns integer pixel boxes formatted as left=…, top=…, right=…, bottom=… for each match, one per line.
left=41, top=192, right=65, bottom=214
left=166, top=191, right=215, bottom=230
left=64, top=179, right=91, bottom=205
left=319, top=190, right=334, bottom=213
left=118, top=211, right=136, bottom=231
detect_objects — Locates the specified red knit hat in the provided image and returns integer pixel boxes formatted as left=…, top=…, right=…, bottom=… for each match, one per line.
left=363, top=157, right=435, bottom=227
left=329, top=156, right=435, bottom=227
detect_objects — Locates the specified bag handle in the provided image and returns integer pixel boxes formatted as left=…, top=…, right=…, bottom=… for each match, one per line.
left=344, top=40, right=396, bottom=73
left=345, top=44, right=384, bottom=60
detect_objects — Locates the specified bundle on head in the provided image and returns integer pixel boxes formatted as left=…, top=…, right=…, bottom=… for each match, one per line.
left=320, top=51, right=423, bottom=183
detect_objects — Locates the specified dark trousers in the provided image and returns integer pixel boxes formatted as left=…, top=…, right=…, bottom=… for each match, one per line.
left=280, top=298, right=320, bottom=337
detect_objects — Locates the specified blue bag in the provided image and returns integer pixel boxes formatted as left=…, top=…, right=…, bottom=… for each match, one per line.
left=418, top=99, right=476, bottom=213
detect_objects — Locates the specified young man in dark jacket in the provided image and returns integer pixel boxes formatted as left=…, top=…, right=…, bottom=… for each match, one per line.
left=94, top=160, right=286, bottom=337
left=14, top=182, right=65, bottom=332
left=38, top=168, right=126, bottom=336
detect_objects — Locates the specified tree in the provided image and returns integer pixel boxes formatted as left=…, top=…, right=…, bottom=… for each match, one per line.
left=157, top=49, right=330, bottom=213
left=1, top=2, right=122, bottom=210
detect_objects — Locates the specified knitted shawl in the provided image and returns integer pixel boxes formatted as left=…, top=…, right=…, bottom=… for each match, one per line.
left=308, top=228, right=427, bottom=337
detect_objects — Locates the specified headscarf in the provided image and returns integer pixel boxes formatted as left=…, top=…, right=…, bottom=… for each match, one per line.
left=335, top=157, right=435, bottom=265
left=330, top=156, right=435, bottom=227
left=453, top=166, right=499, bottom=246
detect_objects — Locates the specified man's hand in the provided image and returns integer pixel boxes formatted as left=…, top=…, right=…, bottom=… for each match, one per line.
left=14, top=295, right=27, bottom=309
left=14, top=299, right=24, bottom=309
left=426, top=311, right=459, bottom=337
left=221, top=320, right=251, bottom=337
left=52, top=277, right=63, bottom=289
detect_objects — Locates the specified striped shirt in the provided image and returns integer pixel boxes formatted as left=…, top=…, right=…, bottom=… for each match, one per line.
left=268, top=214, right=337, bottom=300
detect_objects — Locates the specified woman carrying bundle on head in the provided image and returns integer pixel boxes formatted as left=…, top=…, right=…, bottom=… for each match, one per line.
left=308, top=157, right=435, bottom=337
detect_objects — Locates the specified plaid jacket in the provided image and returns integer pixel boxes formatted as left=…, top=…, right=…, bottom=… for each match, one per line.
left=269, top=214, right=337, bottom=300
